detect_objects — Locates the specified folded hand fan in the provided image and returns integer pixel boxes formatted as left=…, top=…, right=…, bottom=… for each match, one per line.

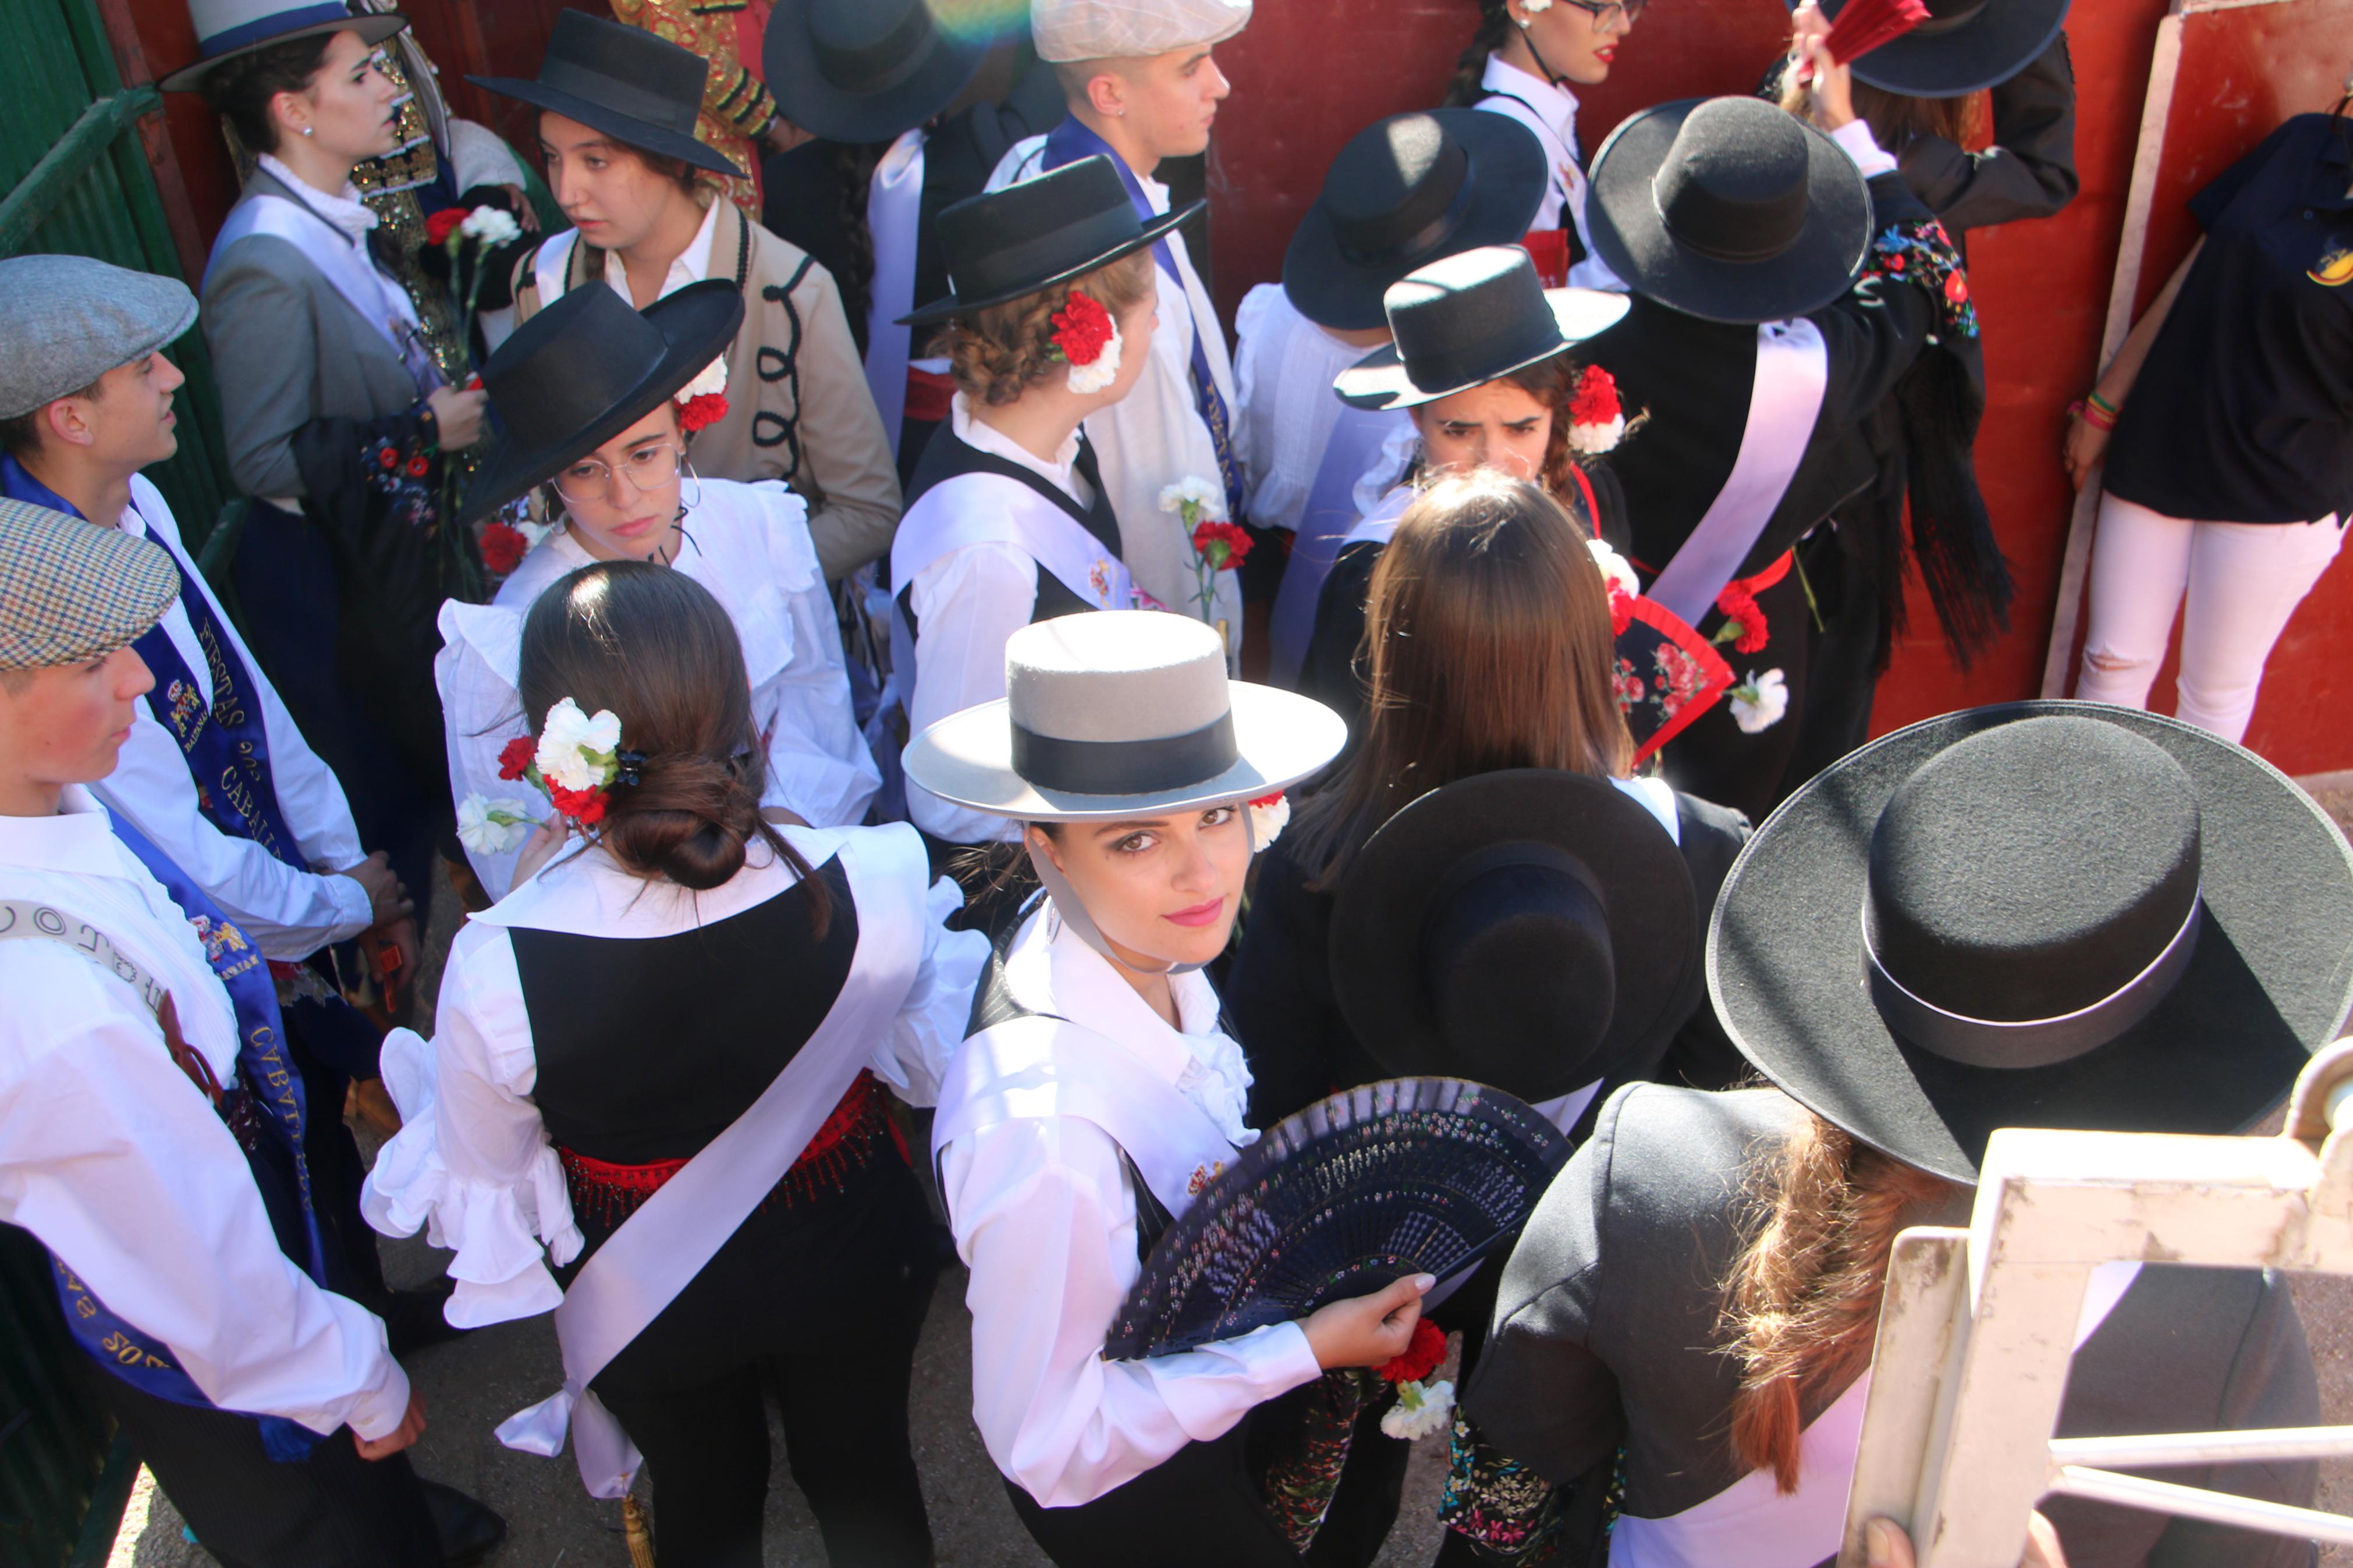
left=1103, top=1078, right=1571, bottom=1360
left=1796, top=0, right=1930, bottom=82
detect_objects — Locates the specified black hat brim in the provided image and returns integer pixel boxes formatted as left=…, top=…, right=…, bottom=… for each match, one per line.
left=1795, top=0, right=2072, bottom=97
left=1585, top=98, right=1872, bottom=326
left=467, top=74, right=744, bottom=179
left=161, top=12, right=407, bottom=93
left=899, top=198, right=1202, bottom=326
left=1333, top=287, right=1630, bottom=411
left=458, top=279, right=746, bottom=525
left=1282, top=111, right=1553, bottom=332
left=1710, top=701, right=2353, bottom=1185
left=761, top=8, right=988, bottom=146
left=1331, top=770, right=1701, bottom=1101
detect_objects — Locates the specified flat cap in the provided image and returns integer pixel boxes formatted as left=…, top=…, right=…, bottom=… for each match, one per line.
left=0, top=256, right=199, bottom=421
left=1032, top=0, right=1251, bottom=63
left=0, top=500, right=179, bottom=670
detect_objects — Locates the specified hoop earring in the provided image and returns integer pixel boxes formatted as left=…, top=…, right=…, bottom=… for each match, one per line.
left=679, top=463, right=703, bottom=511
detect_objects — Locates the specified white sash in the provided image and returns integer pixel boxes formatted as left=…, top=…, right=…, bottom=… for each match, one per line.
left=531, top=230, right=577, bottom=306
left=864, top=128, right=926, bottom=460
left=204, top=194, right=440, bottom=397
left=1645, top=319, right=1829, bottom=627
left=1340, top=483, right=1416, bottom=551
left=491, top=825, right=928, bottom=1498
left=1268, top=404, right=1407, bottom=685
left=1610, top=1260, right=2143, bottom=1568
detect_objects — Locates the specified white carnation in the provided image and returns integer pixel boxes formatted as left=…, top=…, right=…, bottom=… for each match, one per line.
left=1158, top=476, right=1226, bottom=518
left=1519, top=0, right=1554, bottom=12
left=535, top=696, right=623, bottom=791
left=459, top=205, right=522, bottom=246
left=1065, top=319, right=1123, bottom=396
left=679, top=356, right=729, bottom=401
left=1247, top=792, right=1290, bottom=849
left=1729, top=669, right=1789, bottom=734
left=1587, top=537, right=1639, bottom=597
left=1378, top=1379, right=1456, bottom=1441
left=456, top=794, right=535, bottom=856
left=1567, top=414, right=1626, bottom=454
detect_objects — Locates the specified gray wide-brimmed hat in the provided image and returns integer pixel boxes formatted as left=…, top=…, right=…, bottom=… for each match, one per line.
left=472, top=10, right=743, bottom=179
left=1335, top=246, right=1628, bottom=411
left=0, top=500, right=179, bottom=670
left=903, top=611, right=1345, bottom=822
left=0, top=257, right=200, bottom=421
left=160, top=0, right=407, bottom=93
left=1712, top=703, right=2353, bottom=1183
left=1587, top=96, right=1871, bottom=326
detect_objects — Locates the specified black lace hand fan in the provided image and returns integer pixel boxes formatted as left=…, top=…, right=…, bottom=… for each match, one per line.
left=1102, top=1078, right=1571, bottom=1360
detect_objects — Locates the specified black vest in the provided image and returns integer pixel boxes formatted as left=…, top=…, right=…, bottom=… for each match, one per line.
left=895, top=424, right=1125, bottom=645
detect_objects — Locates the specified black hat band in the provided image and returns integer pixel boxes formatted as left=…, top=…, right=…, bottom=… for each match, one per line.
left=1339, top=175, right=1478, bottom=273
left=540, top=56, right=698, bottom=137
left=945, top=207, right=1144, bottom=307
left=1862, top=893, right=2204, bottom=1069
left=1011, top=712, right=1238, bottom=797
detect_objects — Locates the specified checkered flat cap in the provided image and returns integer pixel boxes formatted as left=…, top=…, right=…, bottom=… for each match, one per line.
left=0, top=500, right=178, bottom=669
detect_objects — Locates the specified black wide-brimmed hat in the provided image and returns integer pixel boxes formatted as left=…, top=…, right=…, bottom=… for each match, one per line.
left=159, top=0, right=407, bottom=93
left=471, top=10, right=743, bottom=179
left=901, top=157, right=1199, bottom=327
left=1790, top=0, right=2071, bottom=97
left=1284, top=111, right=1550, bottom=331
left=459, top=279, right=744, bottom=525
left=1334, top=246, right=1629, bottom=411
left=763, top=0, right=986, bottom=146
left=1586, top=96, right=1871, bottom=325
left=1330, top=770, right=1701, bottom=1104
left=1712, top=703, right=2353, bottom=1185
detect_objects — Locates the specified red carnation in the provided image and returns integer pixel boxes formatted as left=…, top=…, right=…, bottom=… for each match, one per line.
left=1568, top=365, right=1621, bottom=428
left=1607, top=581, right=1634, bottom=637
left=1249, top=790, right=1285, bottom=809
left=1050, top=290, right=1116, bottom=367
left=480, top=520, right=530, bottom=575
left=1714, top=584, right=1769, bottom=655
left=676, top=392, right=728, bottom=433
left=1375, top=1318, right=1447, bottom=1385
left=545, top=780, right=607, bottom=826
left=424, top=208, right=467, bottom=248
left=1191, top=520, right=1252, bottom=571
left=497, top=736, right=535, bottom=781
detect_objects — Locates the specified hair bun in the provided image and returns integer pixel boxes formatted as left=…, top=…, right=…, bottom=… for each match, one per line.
left=600, top=751, right=765, bottom=891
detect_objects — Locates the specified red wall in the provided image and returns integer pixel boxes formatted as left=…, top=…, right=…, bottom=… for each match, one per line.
left=1209, top=0, right=2350, bottom=775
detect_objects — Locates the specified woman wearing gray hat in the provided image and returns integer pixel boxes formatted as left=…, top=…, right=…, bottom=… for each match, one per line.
left=1446, top=705, right=2350, bottom=1567
left=907, top=610, right=1434, bottom=1566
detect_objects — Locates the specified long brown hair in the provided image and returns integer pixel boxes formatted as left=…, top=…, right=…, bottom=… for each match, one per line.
left=1291, top=470, right=1633, bottom=887
left=517, top=561, right=827, bottom=925
left=1442, top=0, right=1517, bottom=108
left=1719, top=1109, right=1955, bottom=1492
left=1776, top=71, right=1982, bottom=155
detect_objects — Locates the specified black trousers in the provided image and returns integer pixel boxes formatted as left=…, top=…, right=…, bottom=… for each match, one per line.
left=95, top=1372, right=439, bottom=1568
left=585, top=1149, right=940, bottom=1568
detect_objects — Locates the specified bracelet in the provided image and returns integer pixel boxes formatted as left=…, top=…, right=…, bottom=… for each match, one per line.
left=2086, top=389, right=2120, bottom=418
left=2068, top=399, right=2117, bottom=432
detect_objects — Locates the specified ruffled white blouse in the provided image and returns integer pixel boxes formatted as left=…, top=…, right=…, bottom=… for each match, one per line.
left=437, top=478, right=880, bottom=899
left=361, top=830, right=986, bottom=1328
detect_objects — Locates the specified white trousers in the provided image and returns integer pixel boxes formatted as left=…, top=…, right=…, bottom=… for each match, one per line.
left=2075, top=493, right=2345, bottom=744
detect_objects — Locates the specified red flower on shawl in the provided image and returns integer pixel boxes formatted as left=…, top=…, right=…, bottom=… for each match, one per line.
left=405, top=453, right=431, bottom=478
left=676, top=393, right=729, bottom=433
left=1568, top=365, right=1622, bottom=428
left=1714, top=584, right=1769, bottom=654
left=480, top=520, right=530, bottom=575
left=424, top=208, right=467, bottom=248
left=497, top=736, right=535, bottom=781
left=1375, top=1318, right=1448, bottom=1385
left=1050, top=290, right=1116, bottom=366
left=1191, top=520, right=1252, bottom=571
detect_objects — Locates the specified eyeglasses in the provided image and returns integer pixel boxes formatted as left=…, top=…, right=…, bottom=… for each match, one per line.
left=1556, top=0, right=1648, bottom=27
left=552, top=441, right=686, bottom=504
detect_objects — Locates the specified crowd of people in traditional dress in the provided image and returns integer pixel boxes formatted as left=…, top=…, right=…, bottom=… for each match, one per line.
left=2, top=0, right=2350, bottom=1564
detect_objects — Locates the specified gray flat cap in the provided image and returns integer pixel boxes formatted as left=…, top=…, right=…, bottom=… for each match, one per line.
left=0, top=499, right=179, bottom=670
left=0, top=256, right=200, bottom=421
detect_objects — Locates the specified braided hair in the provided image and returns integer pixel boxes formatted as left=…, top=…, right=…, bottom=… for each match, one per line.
left=1443, top=0, right=1518, bottom=108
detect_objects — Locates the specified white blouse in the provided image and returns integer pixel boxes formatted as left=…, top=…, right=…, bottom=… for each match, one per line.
left=438, top=478, right=881, bottom=899
left=938, top=903, right=1322, bottom=1509
left=1232, top=283, right=1383, bottom=536
left=360, top=827, right=986, bottom=1328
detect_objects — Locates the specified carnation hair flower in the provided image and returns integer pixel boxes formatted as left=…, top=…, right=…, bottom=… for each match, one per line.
left=456, top=794, right=537, bottom=856
left=536, top=697, right=623, bottom=792
left=1050, top=290, right=1123, bottom=395
left=1589, top=538, right=1638, bottom=635
left=1567, top=365, right=1627, bottom=454
left=1247, top=791, right=1290, bottom=848
left=1375, top=1319, right=1456, bottom=1441
left=675, top=357, right=730, bottom=434
left=479, top=519, right=531, bottom=576
left=1729, top=668, right=1789, bottom=734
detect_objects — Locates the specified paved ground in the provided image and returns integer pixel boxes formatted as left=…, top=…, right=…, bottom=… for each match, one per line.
left=108, top=773, right=2353, bottom=1567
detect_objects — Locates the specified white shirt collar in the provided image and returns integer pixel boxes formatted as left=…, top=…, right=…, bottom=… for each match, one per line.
left=951, top=393, right=1083, bottom=498
left=608, top=196, right=722, bottom=304
left=0, top=785, right=130, bottom=881
left=1482, top=53, right=1580, bottom=144
left=258, top=152, right=378, bottom=243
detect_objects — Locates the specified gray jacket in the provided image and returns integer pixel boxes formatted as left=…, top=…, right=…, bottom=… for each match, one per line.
left=200, top=168, right=425, bottom=500
left=1467, top=1085, right=2319, bottom=1568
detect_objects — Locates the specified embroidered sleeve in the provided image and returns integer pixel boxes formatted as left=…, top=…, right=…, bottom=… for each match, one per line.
left=1863, top=218, right=1979, bottom=343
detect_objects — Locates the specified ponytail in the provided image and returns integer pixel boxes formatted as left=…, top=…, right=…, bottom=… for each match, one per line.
left=1442, top=0, right=1516, bottom=108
